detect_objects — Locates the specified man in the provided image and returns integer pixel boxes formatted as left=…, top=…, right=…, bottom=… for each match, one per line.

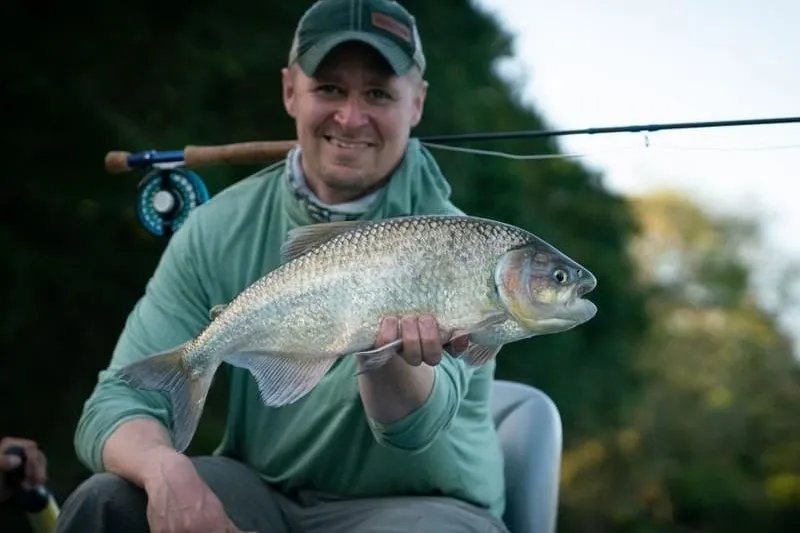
left=57, top=1, right=508, bottom=532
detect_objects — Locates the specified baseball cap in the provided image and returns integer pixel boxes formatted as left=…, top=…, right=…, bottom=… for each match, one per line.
left=288, top=0, right=426, bottom=77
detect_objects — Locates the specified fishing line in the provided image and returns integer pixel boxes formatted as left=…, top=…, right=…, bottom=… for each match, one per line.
left=421, top=140, right=800, bottom=161
left=419, top=141, right=642, bottom=161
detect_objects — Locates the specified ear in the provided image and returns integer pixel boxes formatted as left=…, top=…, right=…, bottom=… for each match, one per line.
left=282, top=67, right=297, bottom=118
left=409, top=79, right=428, bottom=128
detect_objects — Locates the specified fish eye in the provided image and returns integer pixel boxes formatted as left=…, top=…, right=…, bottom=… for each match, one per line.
left=553, top=269, right=568, bottom=284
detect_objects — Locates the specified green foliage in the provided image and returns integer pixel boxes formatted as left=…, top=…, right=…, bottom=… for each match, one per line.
left=557, top=192, right=800, bottom=532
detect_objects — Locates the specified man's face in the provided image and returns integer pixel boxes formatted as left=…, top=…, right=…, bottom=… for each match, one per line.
left=281, top=42, right=428, bottom=204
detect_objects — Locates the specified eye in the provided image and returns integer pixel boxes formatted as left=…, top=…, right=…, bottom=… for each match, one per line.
left=367, top=87, right=395, bottom=100
left=314, top=84, right=344, bottom=96
left=553, top=269, right=568, bottom=284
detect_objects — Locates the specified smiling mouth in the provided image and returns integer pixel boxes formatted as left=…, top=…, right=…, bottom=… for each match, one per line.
left=324, top=136, right=376, bottom=149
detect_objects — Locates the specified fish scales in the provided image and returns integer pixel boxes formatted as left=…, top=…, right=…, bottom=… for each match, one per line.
left=186, top=216, right=533, bottom=369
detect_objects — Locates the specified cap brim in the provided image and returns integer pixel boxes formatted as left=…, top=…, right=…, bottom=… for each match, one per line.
left=296, top=31, right=415, bottom=77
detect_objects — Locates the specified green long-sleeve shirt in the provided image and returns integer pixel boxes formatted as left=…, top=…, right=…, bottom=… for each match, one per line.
left=73, top=141, right=506, bottom=518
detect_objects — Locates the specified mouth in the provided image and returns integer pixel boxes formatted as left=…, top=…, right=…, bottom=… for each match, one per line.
left=536, top=298, right=597, bottom=331
left=570, top=283, right=597, bottom=321
left=323, top=136, right=376, bottom=150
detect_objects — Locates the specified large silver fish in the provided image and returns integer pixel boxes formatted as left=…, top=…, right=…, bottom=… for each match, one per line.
left=115, top=214, right=598, bottom=451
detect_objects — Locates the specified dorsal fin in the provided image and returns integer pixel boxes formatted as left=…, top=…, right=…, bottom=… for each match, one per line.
left=280, top=220, right=370, bottom=262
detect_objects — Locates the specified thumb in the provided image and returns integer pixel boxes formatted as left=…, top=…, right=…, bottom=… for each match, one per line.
left=0, top=454, right=22, bottom=472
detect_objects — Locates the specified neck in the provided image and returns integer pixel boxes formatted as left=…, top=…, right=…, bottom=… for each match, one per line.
left=287, top=147, right=385, bottom=222
left=303, top=173, right=388, bottom=205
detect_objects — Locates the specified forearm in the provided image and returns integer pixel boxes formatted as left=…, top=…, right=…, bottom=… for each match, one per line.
left=359, top=356, right=472, bottom=453
left=357, top=355, right=435, bottom=423
left=101, top=418, right=180, bottom=489
left=74, top=209, right=212, bottom=476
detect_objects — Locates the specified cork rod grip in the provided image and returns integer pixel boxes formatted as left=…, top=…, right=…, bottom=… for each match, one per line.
left=103, top=140, right=297, bottom=174
left=105, top=151, right=133, bottom=174
left=184, top=140, right=296, bottom=167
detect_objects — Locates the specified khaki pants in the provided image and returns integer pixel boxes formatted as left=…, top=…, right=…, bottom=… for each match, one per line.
left=55, top=455, right=508, bottom=533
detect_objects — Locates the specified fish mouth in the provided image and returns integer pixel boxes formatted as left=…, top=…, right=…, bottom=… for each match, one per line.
left=568, top=298, right=598, bottom=323
left=566, top=273, right=598, bottom=322
left=566, top=281, right=598, bottom=323
left=516, top=297, right=597, bottom=334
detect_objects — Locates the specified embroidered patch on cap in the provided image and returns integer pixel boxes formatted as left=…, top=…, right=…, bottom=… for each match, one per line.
left=370, top=12, right=411, bottom=42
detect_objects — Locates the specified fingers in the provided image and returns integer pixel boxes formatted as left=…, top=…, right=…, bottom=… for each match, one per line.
left=418, top=316, right=443, bottom=366
left=376, top=315, right=445, bottom=367
left=375, top=316, right=399, bottom=347
left=0, top=454, right=21, bottom=471
left=399, top=315, right=423, bottom=366
left=0, top=437, right=47, bottom=487
left=26, top=448, right=47, bottom=488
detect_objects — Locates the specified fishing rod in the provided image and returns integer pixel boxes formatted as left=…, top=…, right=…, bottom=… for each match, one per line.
left=103, top=115, right=800, bottom=238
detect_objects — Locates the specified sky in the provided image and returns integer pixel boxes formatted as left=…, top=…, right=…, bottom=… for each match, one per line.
left=472, top=0, right=800, bottom=348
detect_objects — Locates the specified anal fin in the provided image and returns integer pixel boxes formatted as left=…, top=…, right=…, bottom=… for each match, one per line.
left=223, top=351, right=336, bottom=406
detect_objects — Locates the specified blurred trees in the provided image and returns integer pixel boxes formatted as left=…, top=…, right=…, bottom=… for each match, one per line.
left=0, top=1, right=797, bottom=532
left=558, top=191, right=800, bottom=532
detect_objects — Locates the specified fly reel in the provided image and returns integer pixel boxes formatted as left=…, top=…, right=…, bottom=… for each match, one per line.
left=135, top=167, right=210, bottom=237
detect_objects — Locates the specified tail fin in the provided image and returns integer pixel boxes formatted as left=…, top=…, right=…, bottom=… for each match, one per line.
left=115, top=344, right=216, bottom=453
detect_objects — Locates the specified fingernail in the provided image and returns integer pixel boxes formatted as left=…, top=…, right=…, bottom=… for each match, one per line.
left=5, top=456, right=21, bottom=468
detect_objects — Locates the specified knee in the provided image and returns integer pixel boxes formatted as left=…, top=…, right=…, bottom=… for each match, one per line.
left=56, top=473, right=147, bottom=533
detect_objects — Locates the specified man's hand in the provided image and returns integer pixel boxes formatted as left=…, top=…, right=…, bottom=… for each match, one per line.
left=0, top=437, right=48, bottom=502
left=101, top=419, right=253, bottom=533
left=141, top=450, right=253, bottom=533
left=358, top=314, right=471, bottom=425
left=376, top=315, right=470, bottom=366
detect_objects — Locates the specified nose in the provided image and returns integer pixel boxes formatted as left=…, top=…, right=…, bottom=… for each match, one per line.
left=335, top=96, right=368, bottom=128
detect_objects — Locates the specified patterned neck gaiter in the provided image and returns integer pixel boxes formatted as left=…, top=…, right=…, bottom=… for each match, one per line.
left=286, top=146, right=381, bottom=222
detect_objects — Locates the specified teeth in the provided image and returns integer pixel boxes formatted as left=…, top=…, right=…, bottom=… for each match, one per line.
left=329, top=138, right=368, bottom=149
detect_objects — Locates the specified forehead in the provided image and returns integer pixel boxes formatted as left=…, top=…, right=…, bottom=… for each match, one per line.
left=313, top=42, right=396, bottom=81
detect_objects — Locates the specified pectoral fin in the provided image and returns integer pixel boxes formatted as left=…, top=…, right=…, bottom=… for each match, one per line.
left=458, top=344, right=504, bottom=366
left=209, top=304, right=228, bottom=321
left=352, top=339, right=403, bottom=375
left=446, top=312, right=507, bottom=367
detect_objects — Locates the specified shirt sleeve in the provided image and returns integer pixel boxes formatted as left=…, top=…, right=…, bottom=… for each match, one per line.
left=366, top=354, right=488, bottom=454
left=73, top=214, right=213, bottom=473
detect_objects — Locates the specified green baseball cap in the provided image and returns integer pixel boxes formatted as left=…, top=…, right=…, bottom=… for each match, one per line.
left=288, top=0, right=426, bottom=77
